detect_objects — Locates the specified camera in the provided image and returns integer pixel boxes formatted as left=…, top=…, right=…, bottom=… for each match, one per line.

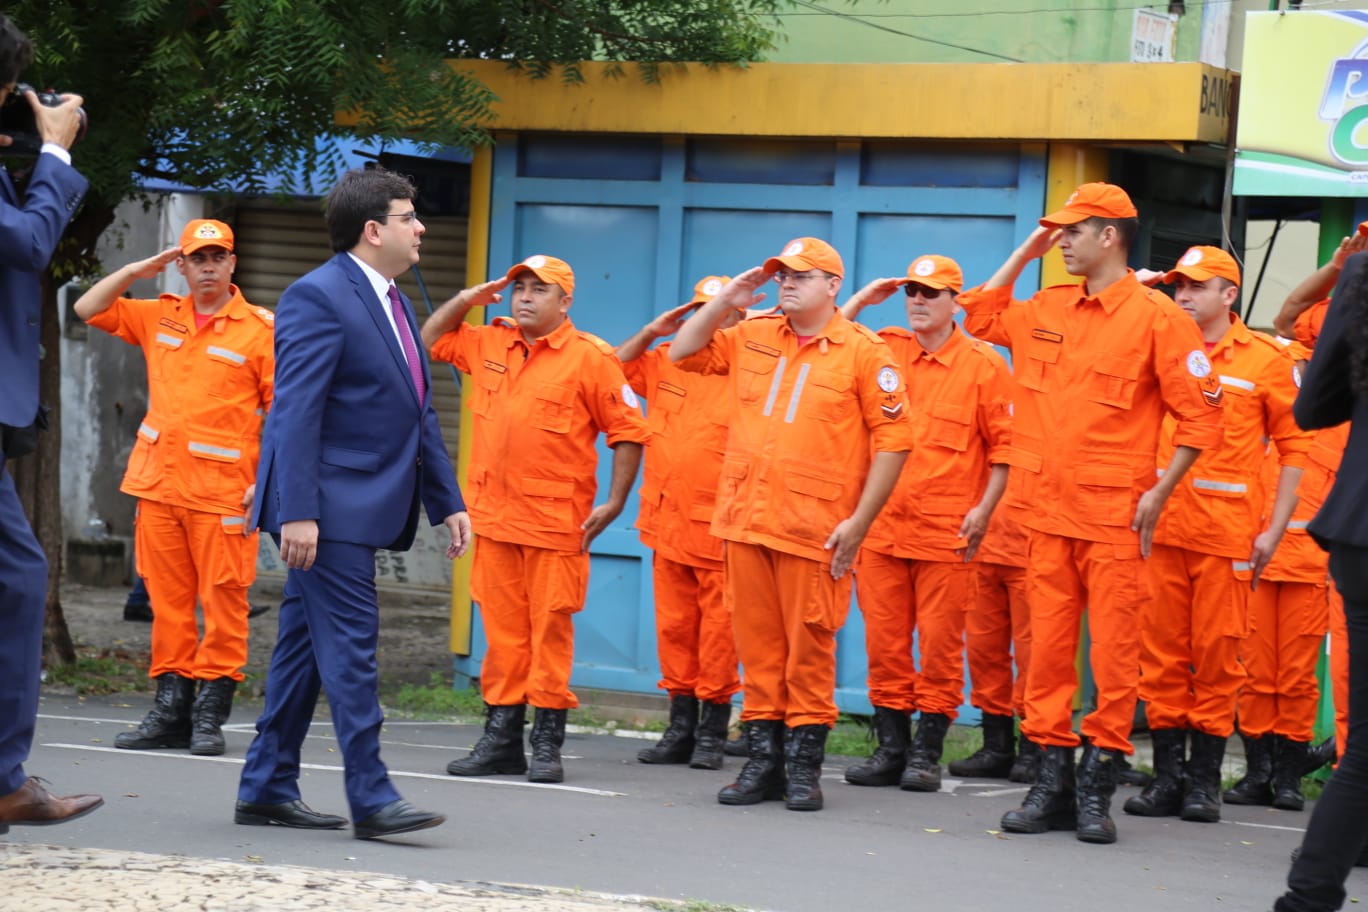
left=0, top=82, right=87, bottom=156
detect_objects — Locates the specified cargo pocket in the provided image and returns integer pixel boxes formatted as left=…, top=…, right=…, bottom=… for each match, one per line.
left=1073, top=465, right=1133, bottom=527
left=802, top=559, right=849, bottom=634
left=522, top=476, right=576, bottom=531
left=1087, top=354, right=1142, bottom=409
left=214, top=513, right=257, bottom=588
left=808, top=368, right=853, bottom=422
left=471, top=368, right=505, bottom=417
left=205, top=344, right=249, bottom=400
left=531, top=384, right=576, bottom=433
left=738, top=352, right=780, bottom=407
left=926, top=400, right=973, bottom=451
left=781, top=466, right=844, bottom=544
left=187, top=435, right=249, bottom=505
left=1016, top=338, right=1060, bottom=392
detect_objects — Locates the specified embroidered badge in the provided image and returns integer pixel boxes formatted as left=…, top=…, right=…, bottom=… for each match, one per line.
left=877, top=366, right=900, bottom=393
left=1187, top=350, right=1213, bottom=378
left=621, top=383, right=640, bottom=410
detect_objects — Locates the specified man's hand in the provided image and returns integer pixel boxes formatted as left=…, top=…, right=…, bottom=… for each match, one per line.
left=443, top=511, right=472, bottom=559
left=958, top=504, right=991, bottom=562
left=1248, top=528, right=1282, bottom=591
left=1019, top=226, right=1061, bottom=262
left=1134, top=268, right=1165, bottom=287
left=580, top=502, right=624, bottom=551
left=840, top=277, right=903, bottom=321
left=131, top=247, right=183, bottom=280
left=240, top=483, right=256, bottom=523
left=645, top=301, right=698, bottom=339
left=279, top=519, right=319, bottom=571
left=28, top=89, right=84, bottom=149
left=1331, top=231, right=1368, bottom=270
left=823, top=517, right=869, bottom=580
left=714, top=267, right=772, bottom=313
left=1130, top=486, right=1168, bottom=558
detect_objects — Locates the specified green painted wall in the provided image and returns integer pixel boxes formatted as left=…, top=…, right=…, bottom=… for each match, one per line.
left=767, top=0, right=1206, bottom=64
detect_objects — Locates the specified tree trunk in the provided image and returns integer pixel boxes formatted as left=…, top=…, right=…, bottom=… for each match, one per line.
left=12, top=274, right=77, bottom=667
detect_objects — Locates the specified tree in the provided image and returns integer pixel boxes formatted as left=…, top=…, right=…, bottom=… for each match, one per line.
left=3, top=0, right=787, bottom=666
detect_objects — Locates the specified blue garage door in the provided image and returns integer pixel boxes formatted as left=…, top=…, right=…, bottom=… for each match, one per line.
left=456, top=134, right=1045, bottom=718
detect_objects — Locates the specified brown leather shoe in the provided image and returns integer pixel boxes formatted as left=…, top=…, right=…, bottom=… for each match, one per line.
left=0, top=777, right=104, bottom=833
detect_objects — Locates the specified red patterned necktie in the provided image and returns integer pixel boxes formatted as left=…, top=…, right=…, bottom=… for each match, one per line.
left=386, top=284, right=426, bottom=403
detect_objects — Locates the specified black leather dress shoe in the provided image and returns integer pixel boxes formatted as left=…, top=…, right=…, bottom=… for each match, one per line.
left=352, top=799, right=445, bottom=840
left=234, top=799, right=347, bottom=829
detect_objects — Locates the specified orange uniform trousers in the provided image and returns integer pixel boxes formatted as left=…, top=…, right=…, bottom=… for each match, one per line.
left=1331, top=583, right=1348, bottom=758
left=135, top=499, right=256, bottom=682
left=1140, top=544, right=1249, bottom=738
left=1238, top=580, right=1328, bottom=742
left=652, top=554, right=740, bottom=704
left=854, top=550, right=973, bottom=718
left=966, top=561, right=1031, bottom=719
left=470, top=536, right=588, bottom=710
left=727, top=541, right=849, bottom=728
left=1022, top=532, right=1147, bottom=753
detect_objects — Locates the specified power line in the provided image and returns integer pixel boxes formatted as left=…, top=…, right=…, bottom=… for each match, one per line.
left=780, top=0, right=1358, bottom=20
left=786, top=0, right=1023, bottom=61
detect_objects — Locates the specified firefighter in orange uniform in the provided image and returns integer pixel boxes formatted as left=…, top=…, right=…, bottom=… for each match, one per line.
left=670, top=237, right=913, bottom=812
left=959, top=183, right=1223, bottom=844
left=1222, top=342, right=1333, bottom=813
left=75, top=219, right=273, bottom=756
left=1123, top=247, right=1310, bottom=825
left=836, top=255, right=1013, bottom=792
left=424, top=255, right=648, bottom=784
left=615, top=276, right=742, bottom=771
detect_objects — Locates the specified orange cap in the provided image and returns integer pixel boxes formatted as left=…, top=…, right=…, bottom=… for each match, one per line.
left=762, top=237, right=844, bottom=279
left=179, top=219, right=234, bottom=256
left=1355, top=221, right=1368, bottom=237
left=902, top=255, right=963, bottom=293
left=1039, top=182, right=1138, bottom=227
left=505, top=254, right=575, bottom=296
left=688, top=275, right=731, bottom=305
left=1163, top=245, right=1241, bottom=287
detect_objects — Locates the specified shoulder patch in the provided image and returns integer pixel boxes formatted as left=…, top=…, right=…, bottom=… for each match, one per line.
left=252, top=307, right=275, bottom=326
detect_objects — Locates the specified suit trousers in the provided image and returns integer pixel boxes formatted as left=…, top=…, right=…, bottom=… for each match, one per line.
left=0, top=457, right=46, bottom=795
left=238, top=538, right=399, bottom=822
left=1277, top=545, right=1368, bottom=912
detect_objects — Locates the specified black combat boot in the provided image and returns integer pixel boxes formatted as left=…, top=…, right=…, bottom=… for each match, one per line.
left=1272, top=735, right=1309, bottom=811
left=447, top=704, right=527, bottom=776
left=948, top=713, right=1015, bottom=779
left=1180, top=730, right=1226, bottom=822
left=1001, top=744, right=1077, bottom=834
left=1222, top=733, right=1273, bottom=805
left=690, top=701, right=732, bottom=770
left=638, top=694, right=698, bottom=764
left=189, top=677, right=237, bottom=756
left=785, top=724, right=828, bottom=811
left=1009, top=732, right=1043, bottom=783
left=1302, top=737, right=1336, bottom=777
left=843, top=706, right=910, bottom=787
left=527, top=707, right=568, bottom=783
left=1123, top=728, right=1187, bottom=817
left=718, top=720, right=786, bottom=805
left=1115, top=753, right=1154, bottom=788
left=116, top=673, right=195, bottom=750
left=1076, top=744, right=1121, bottom=844
left=900, top=712, right=951, bottom=792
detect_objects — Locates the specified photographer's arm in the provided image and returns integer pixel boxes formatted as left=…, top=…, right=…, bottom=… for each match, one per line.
left=74, top=248, right=181, bottom=322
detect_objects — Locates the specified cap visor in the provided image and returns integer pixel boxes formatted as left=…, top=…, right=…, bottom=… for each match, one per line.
left=762, top=255, right=810, bottom=275
left=1038, top=208, right=1089, bottom=228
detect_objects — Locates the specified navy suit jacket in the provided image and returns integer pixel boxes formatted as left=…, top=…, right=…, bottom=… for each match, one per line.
left=253, top=252, right=463, bottom=550
left=0, top=154, right=88, bottom=428
left=1295, top=250, right=1368, bottom=550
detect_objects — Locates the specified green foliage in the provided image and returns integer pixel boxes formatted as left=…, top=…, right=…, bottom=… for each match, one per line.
left=42, top=648, right=150, bottom=695
left=3, top=0, right=786, bottom=273
left=384, top=673, right=485, bottom=719
left=826, top=714, right=980, bottom=763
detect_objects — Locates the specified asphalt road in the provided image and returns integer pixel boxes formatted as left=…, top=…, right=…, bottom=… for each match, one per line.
left=7, top=692, right=1343, bottom=912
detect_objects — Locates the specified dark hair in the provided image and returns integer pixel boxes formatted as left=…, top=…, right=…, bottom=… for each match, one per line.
left=324, top=167, right=416, bottom=253
left=1342, top=254, right=1368, bottom=399
left=1079, top=216, right=1139, bottom=251
left=0, top=15, right=33, bottom=88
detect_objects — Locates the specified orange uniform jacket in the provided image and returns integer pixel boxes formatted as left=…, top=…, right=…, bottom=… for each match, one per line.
left=429, top=317, right=650, bottom=552
left=863, top=326, right=1013, bottom=561
left=1263, top=424, right=1349, bottom=581
left=622, top=344, right=729, bottom=570
left=959, top=277, right=1224, bottom=544
left=1153, top=316, right=1311, bottom=559
left=675, top=312, right=914, bottom=563
left=87, top=287, right=274, bottom=515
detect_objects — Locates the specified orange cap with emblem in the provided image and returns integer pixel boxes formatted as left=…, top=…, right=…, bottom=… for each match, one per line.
left=1163, top=245, right=1241, bottom=287
left=505, top=254, right=575, bottom=296
left=1039, top=182, right=1138, bottom=228
left=689, top=275, right=731, bottom=305
left=902, top=255, right=963, bottom=293
left=763, top=237, right=844, bottom=279
left=179, top=219, right=235, bottom=256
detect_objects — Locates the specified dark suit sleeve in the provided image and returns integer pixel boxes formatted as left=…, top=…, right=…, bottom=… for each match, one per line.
left=272, top=278, right=344, bottom=522
left=0, top=153, right=87, bottom=276
left=419, top=403, right=464, bottom=523
left=1294, top=252, right=1365, bottom=431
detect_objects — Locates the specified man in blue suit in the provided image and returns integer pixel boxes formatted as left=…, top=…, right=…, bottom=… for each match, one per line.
left=235, top=168, right=470, bottom=840
left=0, top=13, right=104, bottom=832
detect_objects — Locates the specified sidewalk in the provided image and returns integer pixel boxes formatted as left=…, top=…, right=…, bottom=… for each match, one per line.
left=2, top=843, right=674, bottom=912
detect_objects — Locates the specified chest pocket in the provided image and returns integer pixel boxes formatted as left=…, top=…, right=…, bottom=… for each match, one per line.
left=926, top=400, right=974, bottom=451
left=807, top=368, right=852, bottom=422
left=1016, top=338, right=1061, bottom=392
left=1088, top=354, right=1143, bottom=409
left=531, top=383, right=576, bottom=433
left=472, top=366, right=505, bottom=417
left=738, top=352, right=780, bottom=406
left=205, top=344, right=251, bottom=400
left=149, top=331, right=186, bottom=382
left=1216, top=376, right=1259, bottom=443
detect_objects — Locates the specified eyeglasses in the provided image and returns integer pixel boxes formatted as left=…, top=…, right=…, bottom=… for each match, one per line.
left=903, top=283, right=950, bottom=299
left=773, top=270, right=832, bottom=285
left=372, top=209, right=419, bottom=225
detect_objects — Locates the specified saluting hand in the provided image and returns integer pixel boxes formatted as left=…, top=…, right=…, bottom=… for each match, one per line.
left=279, top=519, right=319, bottom=571
left=1134, top=268, right=1165, bottom=287
left=646, top=301, right=698, bottom=339
left=443, top=511, right=472, bottom=559
left=1019, top=226, right=1061, bottom=262
left=131, top=246, right=183, bottom=279
left=824, top=517, right=868, bottom=580
left=843, top=277, right=903, bottom=317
